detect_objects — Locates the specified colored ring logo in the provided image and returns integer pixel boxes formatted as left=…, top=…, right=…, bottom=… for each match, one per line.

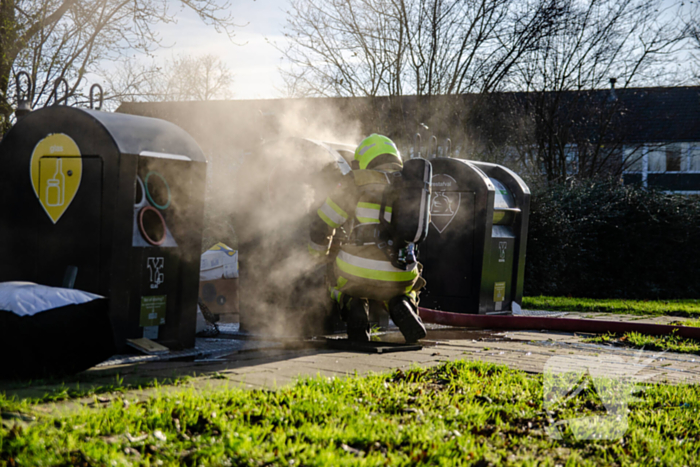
left=138, top=206, right=167, bottom=246
left=135, top=176, right=146, bottom=207
left=144, top=171, right=171, bottom=210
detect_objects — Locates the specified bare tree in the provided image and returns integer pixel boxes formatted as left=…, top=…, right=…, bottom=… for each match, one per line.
left=277, top=0, right=689, bottom=183
left=501, top=0, right=687, bottom=182
left=682, top=1, right=700, bottom=81
left=103, top=54, right=234, bottom=106
left=277, top=0, right=562, bottom=98
left=1, top=0, right=239, bottom=131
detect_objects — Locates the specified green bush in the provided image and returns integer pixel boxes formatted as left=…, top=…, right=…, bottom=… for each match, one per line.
left=524, top=181, right=700, bottom=299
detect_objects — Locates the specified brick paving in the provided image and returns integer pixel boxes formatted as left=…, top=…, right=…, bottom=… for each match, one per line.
left=2, top=313, right=700, bottom=416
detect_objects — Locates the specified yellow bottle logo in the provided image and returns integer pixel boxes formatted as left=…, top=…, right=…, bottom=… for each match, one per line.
left=30, top=134, right=82, bottom=224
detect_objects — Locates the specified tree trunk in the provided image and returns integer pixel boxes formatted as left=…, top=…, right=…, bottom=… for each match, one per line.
left=0, top=0, right=17, bottom=133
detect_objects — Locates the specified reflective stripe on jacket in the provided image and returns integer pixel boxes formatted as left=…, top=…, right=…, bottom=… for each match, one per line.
left=309, top=166, right=421, bottom=296
left=317, top=197, right=349, bottom=228
left=335, top=250, right=417, bottom=283
left=355, top=202, right=392, bottom=224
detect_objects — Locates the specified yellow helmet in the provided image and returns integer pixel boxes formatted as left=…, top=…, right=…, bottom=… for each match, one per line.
left=354, top=134, right=402, bottom=170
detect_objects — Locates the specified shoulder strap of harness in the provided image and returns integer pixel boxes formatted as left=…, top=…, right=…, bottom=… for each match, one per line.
left=353, top=169, right=390, bottom=187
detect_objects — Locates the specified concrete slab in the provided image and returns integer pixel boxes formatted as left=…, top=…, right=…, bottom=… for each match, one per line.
left=5, top=313, right=700, bottom=414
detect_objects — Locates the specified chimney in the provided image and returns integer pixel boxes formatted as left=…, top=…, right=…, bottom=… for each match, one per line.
left=608, top=77, right=618, bottom=102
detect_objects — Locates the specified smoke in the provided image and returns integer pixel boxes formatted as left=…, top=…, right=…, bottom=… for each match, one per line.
left=118, top=95, right=488, bottom=336
left=191, top=99, right=364, bottom=337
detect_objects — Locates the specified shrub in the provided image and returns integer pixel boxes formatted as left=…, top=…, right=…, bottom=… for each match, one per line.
left=524, top=181, right=700, bottom=299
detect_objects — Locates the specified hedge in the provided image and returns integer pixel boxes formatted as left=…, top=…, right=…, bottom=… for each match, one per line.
left=524, top=182, right=700, bottom=299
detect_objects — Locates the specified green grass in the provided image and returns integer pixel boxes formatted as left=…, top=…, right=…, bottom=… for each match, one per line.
left=0, top=373, right=193, bottom=409
left=2, top=360, right=700, bottom=466
left=527, top=297, right=700, bottom=354
left=523, top=296, right=700, bottom=317
left=585, top=331, right=700, bottom=355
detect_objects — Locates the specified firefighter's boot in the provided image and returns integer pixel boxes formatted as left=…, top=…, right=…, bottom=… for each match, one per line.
left=346, top=298, right=370, bottom=342
left=389, top=296, right=426, bottom=343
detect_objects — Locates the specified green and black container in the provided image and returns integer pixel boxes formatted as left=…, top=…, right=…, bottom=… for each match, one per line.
left=419, top=159, right=530, bottom=314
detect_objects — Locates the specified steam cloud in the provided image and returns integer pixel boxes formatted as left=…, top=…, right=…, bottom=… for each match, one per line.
left=203, top=100, right=364, bottom=337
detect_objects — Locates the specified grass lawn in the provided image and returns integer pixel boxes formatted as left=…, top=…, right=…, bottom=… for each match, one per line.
left=7, top=375, right=193, bottom=406
left=585, top=331, right=700, bottom=355
left=524, top=297, right=700, bottom=355
left=2, top=360, right=700, bottom=466
left=523, top=296, right=700, bottom=318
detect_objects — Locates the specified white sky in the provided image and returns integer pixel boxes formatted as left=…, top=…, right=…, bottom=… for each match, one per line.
left=113, top=0, right=690, bottom=101
left=152, top=0, right=291, bottom=100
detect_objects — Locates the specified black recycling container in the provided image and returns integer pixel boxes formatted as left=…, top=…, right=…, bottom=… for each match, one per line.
left=419, top=159, right=530, bottom=314
left=0, top=106, right=207, bottom=351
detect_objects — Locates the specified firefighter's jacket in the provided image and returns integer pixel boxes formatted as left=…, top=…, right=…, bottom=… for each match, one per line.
left=309, top=165, right=423, bottom=303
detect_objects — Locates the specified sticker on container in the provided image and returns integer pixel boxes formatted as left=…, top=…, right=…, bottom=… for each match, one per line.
left=143, top=326, right=159, bottom=339
left=147, top=257, right=165, bottom=289
left=30, top=133, right=82, bottom=224
left=498, top=242, right=507, bottom=262
left=430, top=174, right=460, bottom=233
left=494, top=282, right=506, bottom=303
left=140, top=295, right=167, bottom=327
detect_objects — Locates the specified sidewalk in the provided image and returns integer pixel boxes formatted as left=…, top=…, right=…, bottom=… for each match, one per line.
left=3, top=311, right=700, bottom=418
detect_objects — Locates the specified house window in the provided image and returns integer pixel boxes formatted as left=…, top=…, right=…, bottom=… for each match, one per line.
left=643, top=144, right=683, bottom=172
left=689, top=146, right=700, bottom=172
left=666, top=144, right=682, bottom=172
left=623, top=146, right=643, bottom=172
left=648, top=147, right=665, bottom=172
left=564, top=145, right=578, bottom=175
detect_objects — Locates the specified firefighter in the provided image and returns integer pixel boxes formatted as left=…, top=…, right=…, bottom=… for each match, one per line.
left=308, top=134, right=427, bottom=343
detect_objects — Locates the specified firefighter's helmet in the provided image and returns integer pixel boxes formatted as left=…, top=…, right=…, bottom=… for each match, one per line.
left=354, top=134, right=402, bottom=170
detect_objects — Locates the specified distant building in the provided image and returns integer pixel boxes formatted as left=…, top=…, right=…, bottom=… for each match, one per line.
left=612, top=87, right=700, bottom=194
left=118, top=85, right=700, bottom=194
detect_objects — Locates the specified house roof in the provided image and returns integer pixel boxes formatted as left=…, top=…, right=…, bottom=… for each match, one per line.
left=116, top=85, right=700, bottom=148
left=611, top=86, right=700, bottom=144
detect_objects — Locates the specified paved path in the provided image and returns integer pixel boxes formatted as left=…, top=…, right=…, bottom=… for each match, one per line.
left=2, top=313, right=700, bottom=417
